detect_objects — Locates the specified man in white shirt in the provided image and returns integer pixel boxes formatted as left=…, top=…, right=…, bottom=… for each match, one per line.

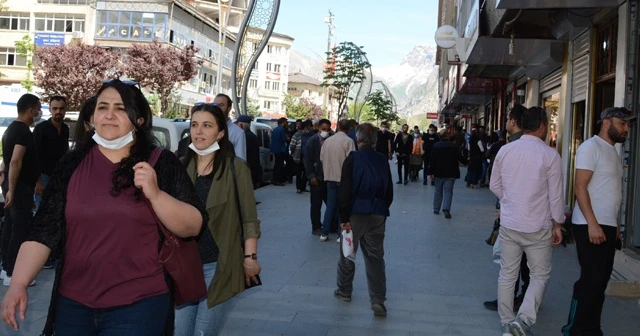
left=214, top=94, right=247, bottom=161
left=562, top=107, right=635, bottom=336
left=490, top=107, right=565, bottom=336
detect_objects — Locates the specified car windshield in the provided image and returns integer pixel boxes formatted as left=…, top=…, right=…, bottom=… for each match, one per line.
left=0, top=117, right=16, bottom=127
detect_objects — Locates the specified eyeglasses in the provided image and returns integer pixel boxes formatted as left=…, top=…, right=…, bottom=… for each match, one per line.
left=102, top=79, right=141, bottom=88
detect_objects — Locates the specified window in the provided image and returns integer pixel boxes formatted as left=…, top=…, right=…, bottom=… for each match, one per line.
left=37, top=0, right=89, bottom=4
left=273, top=82, right=280, bottom=91
left=266, top=63, right=272, bottom=71
left=249, top=79, right=258, bottom=88
left=264, top=81, right=271, bottom=90
left=0, top=13, right=30, bottom=31
left=0, top=48, right=27, bottom=67
left=267, top=45, right=273, bottom=53
left=263, top=101, right=272, bottom=109
left=35, top=13, right=85, bottom=33
left=274, top=64, right=281, bottom=73
left=95, top=11, right=167, bottom=40
left=276, top=46, right=282, bottom=54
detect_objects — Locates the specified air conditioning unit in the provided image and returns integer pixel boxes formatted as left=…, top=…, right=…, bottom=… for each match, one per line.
left=72, top=31, right=84, bottom=39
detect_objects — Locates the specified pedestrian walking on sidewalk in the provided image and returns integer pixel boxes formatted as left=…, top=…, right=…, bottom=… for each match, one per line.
left=177, top=103, right=262, bottom=336
left=394, top=124, right=413, bottom=185
left=334, top=123, right=393, bottom=317
left=422, top=124, right=440, bottom=185
left=290, top=120, right=313, bottom=193
left=270, top=118, right=289, bottom=186
left=319, top=119, right=355, bottom=242
left=429, top=130, right=467, bottom=219
left=490, top=106, right=565, bottom=336
left=1, top=80, right=207, bottom=335
left=561, top=107, right=635, bottom=336
left=304, top=119, right=332, bottom=236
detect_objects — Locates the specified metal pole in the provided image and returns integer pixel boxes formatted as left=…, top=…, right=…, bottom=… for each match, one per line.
left=323, top=10, right=334, bottom=119
left=216, top=0, right=231, bottom=95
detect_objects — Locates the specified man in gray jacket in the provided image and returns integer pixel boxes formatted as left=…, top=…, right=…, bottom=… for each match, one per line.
left=304, top=119, right=332, bottom=236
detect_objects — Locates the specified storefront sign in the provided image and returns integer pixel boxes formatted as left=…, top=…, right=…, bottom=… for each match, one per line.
left=34, top=33, right=65, bottom=47
left=426, top=112, right=439, bottom=119
left=435, top=25, right=458, bottom=49
left=266, top=72, right=281, bottom=81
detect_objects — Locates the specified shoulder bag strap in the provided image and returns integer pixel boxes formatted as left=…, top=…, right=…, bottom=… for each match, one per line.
left=146, top=148, right=171, bottom=238
left=230, top=157, right=245, bottom=246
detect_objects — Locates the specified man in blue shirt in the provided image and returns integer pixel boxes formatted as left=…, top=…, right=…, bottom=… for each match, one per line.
left=270, top=117, right=289, bottom=186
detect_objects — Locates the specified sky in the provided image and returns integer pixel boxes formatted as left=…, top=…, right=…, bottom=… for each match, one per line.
left=273, top=0, right=439, bottom=68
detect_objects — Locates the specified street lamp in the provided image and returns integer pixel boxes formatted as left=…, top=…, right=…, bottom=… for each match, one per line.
left=216, top=0, right=232, bottom=95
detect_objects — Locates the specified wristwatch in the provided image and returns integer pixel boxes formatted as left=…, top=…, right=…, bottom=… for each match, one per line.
left=244, top=253, right=257, bottom=260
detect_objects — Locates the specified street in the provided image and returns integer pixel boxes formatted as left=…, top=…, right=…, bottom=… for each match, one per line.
left=1, top=166, right=639, bottom=336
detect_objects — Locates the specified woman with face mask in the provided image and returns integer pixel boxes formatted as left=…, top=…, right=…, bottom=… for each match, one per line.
left=175, top=103, right=261, bottom=336
left=0, top=80, right=207, bottom=335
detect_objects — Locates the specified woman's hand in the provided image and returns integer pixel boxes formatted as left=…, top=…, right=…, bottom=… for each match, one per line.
left=243, top=259, right=261, bottom=287
left=133, top=162, right=161, bottom=201
left=1, top=284, right=29, bottom=331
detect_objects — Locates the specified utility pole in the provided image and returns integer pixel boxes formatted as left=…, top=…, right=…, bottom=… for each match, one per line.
left=323, top=9, right=335, bottom=119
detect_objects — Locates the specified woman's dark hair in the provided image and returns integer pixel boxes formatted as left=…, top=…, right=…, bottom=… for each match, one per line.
left=73, top=95, right=97, bottom=147
left=182, top=103, right=233, bottom=180
left=489, top=131, right=499, bottom=144
left=75, top=80, right=154, bottom=200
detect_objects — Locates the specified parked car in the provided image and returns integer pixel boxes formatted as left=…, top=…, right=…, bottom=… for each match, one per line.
left=151, top=117, right=190, bottom=153
left=250, top=121, right=275, bottom=184
left=254, top=117, right=297, bottom=132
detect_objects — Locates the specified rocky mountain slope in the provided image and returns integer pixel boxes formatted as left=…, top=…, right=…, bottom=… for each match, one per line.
left=289, top=44, right=439, bottom=117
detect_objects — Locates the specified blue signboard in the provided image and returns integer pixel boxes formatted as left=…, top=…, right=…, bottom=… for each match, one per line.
left=34, top=33, right=65, bottom=47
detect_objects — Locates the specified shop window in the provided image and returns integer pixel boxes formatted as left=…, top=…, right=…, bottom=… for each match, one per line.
left=95, top=11, right=167, bottom=41
left=596, top=19, right=618, bottom=82
left=542, top=92, right=560, bottom=149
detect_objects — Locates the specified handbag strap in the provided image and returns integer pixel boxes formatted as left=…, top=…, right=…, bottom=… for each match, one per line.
left=230, top=157, right=245, bottom=242
left=146, top=148, right=171, bottom=238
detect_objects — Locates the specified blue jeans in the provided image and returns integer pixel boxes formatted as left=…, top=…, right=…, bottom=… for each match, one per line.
left=174, top=262, right=233, bottom=336
left=322, top=181, right=340, bottom=235
left=433, top=178, right=455, bottom=212
left=34, top=173, right=50, bottom=212
left=480, top=159, right=489, bottom=185
left=55, top=293, right=170, bottom=335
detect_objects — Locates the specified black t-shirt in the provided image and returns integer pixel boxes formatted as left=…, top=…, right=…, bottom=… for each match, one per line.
left=195, top=175, right=219, bottom=264
left=375, top=130, right=393, bottom=154
left=33, top=119, right=70, bottom=175
left=2, top=121, right=40, bottom=186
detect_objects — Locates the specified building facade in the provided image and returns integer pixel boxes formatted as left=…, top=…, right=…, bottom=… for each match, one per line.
left=437, top=0, right=640, bottom=283
left=0, top=0, right=240, bottom=115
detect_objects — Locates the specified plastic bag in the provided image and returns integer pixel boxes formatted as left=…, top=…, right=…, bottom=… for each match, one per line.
left=492, top=235, right=502, bottom=265
left=342, top=230, right=356, bottom=262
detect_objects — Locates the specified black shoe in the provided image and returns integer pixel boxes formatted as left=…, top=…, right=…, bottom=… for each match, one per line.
left=431, top=180, right=435, bottom=186
left=397, top=181, right=402, bottom=184
left=43, top=259, right=55, bottom=269
left=371, top=303, right=387, bottom=317
left=312, top=229, right=322, bottom=236
left=483, top=299, right=498, bottom=311
left=444, top=211, right=451, bottom=219
left=404, top=180, right=409, bottom=185
left=423, top=181, right=428, bottom=185
left=334, top=289, right=352, bottom=302
left=433, top=211, right=440, bottom=215
left=272, top=181, right=285, bottom=186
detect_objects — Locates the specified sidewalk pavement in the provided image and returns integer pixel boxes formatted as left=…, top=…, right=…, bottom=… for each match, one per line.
left=1, top=166, right=639, bottom=336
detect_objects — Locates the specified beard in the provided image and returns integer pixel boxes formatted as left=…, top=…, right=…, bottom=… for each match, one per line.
left=608, top=126, right=628, bottom=143
left=53, top=114, right=64, bottom=122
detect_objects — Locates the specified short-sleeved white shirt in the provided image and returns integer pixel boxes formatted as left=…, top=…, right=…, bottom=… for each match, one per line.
left=572, top=136, right=623, bottom=227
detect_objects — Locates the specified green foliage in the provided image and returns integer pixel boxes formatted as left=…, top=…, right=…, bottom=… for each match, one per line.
left=15, top=35, right=35, bottom=92
left=350, top=102, right=373, bottom=122
left=366, top=90, right=399, bottom=124
left=146, top=94, right=160, bottom=116
left=323, top=42, right=371, bottom=120
left=283, top=94, right=323, bottom=120
left=245, top=98, right=262, bottom=119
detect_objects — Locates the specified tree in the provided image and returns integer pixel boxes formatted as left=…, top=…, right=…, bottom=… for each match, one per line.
left=283, top=94, right=323, bottom=120
left=15, top=35, right=35, bottom=92
left=34, top=41, right=121, bottom=110
left=322, top=42, right=371, bottom=121
left=366, top=90, right=399, bottom=124
left=122, top=41, right=201, bottom=115
left=350, top=102, right=373, bottom=122
left=245, top=98, right=261, bottom=119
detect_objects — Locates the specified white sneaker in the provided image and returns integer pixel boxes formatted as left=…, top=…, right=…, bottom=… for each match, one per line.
left=502, top=325, right=514, bottom=336
left=0, top=270, right=6, bottom=280
left=337, top=237, right=341, bottom=243
left=320, top=234, right=328, bottom=242
left=2, top=276, right=36, bottom=287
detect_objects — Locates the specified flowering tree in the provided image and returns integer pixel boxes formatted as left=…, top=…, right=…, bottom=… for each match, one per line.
left=283, top=94, right=323, bottom=120
left=34, top=41, right=121, bottom=110
left=122, top=41, right=202, bottom=114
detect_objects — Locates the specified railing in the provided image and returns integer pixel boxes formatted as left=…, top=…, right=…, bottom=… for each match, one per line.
left=37, top=0, right=90, bottom=4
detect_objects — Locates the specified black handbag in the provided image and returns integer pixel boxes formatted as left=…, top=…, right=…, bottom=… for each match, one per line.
left=230, top=157, right=262, bottom=289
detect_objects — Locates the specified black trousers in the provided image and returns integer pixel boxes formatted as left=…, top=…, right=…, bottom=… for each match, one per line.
left=562, top=224, right=617, bottom=336
left=397, top=155, right=410, bottom=182
left=1, top=181, right=35, bottom=276
left=273, top=152, right=287, bottom=183
left=309, top=181, right=337, bottom=233
left=295, top=159, right=307, bottom=191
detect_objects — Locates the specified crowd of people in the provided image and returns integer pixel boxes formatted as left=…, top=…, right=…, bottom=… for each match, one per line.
left=0, top=83, right=630, bottom=335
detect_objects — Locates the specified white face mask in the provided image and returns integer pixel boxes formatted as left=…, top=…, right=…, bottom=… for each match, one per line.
left=33, top=109, right=42, bottom=123
left=320, top=131, right=329, bottom=139
left=93, top=130, right=135, bottom=150
left=189, top=141, right=220, bottom=156
left=381, top=127, right=387, bottom=132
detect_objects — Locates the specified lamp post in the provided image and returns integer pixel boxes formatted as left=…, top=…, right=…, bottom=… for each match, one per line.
left=216, top=0, right=232, bottom=95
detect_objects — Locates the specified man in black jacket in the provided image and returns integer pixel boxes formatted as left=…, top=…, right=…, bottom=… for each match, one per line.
left=429, top=131, right=467, bottom=219
left=236, top=116, right=262, bottom=189
left=393, top=124, right=413, bottom=185
left=422, top=124, right=440, bottom=186
left=304, top=119, right=332, bottom=236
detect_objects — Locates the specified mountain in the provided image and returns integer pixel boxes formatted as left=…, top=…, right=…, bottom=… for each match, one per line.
left=289, top=44, right=439, bottom=117
left=374, top=44, right=439, bottom=117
